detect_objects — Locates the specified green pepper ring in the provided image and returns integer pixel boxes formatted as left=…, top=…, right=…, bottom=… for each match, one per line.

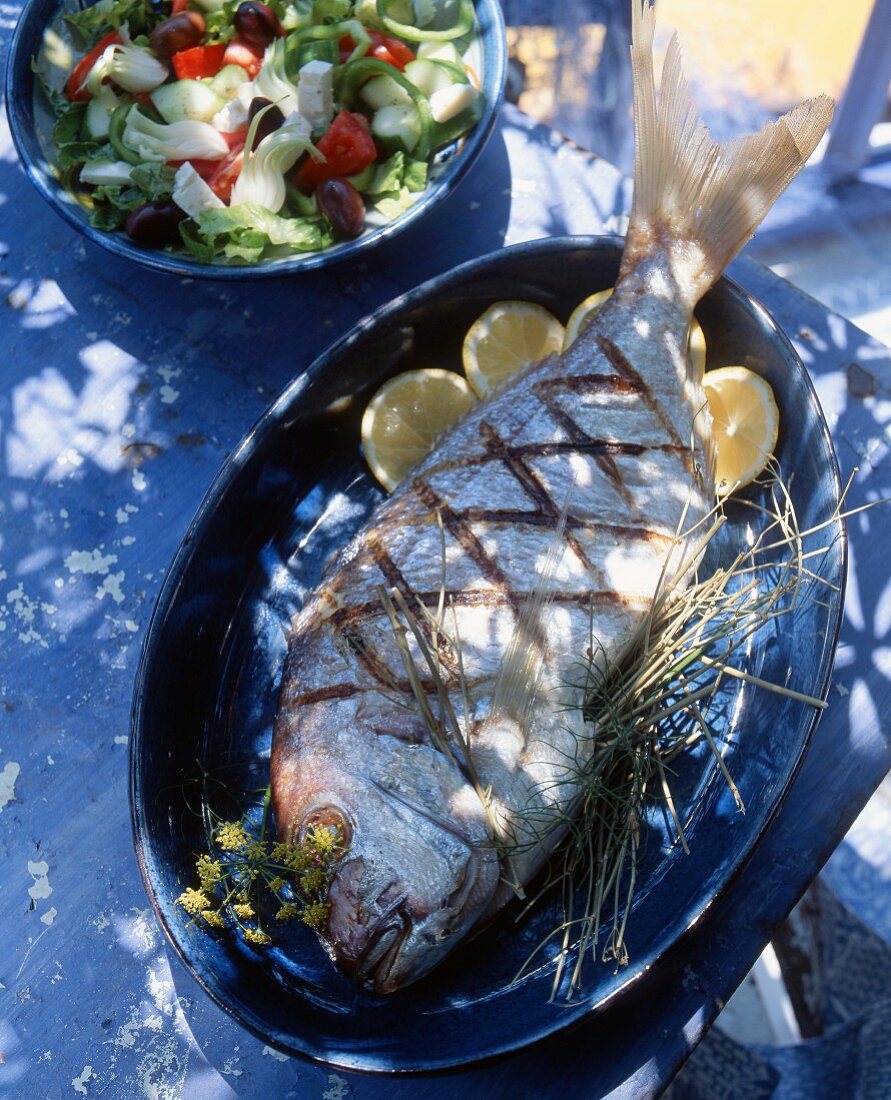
left=375, top=0, right=475, bottom=42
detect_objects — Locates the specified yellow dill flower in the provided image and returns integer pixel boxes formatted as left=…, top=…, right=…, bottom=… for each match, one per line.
left=271, top=841, right=310, bottom=872
left=301, top=868, right=326, bottom=895
left=243, top=928, right=271, bottom=946
left=244, top=840, right=268, bottom=863
left=275, top=902, right=302, bottom=921
left=301, top=902, right=330, bottom=930
left=215, top=822, right=250, bottom=852
left=268, top=877, right=286, bottom=893
left=195, top=855, right=223, bottom=889
left=200, top=909, right=225, bottom=928
left=305, top=823, right=340, bottom=855
left=232, top=903, right=255, bottom=920
left=177, top=888, right=210, bottom=915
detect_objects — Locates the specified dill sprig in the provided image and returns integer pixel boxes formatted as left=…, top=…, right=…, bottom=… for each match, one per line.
left=513, top=464, right=848, bottom=999
left=177, top=785, right=346, bottom=945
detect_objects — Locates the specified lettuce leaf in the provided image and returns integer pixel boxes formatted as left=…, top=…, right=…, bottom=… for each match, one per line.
left=51, top=100, right=108, bottom=168
left=365, top=153, right=428, bottom=221
left=65, top=0, right=154, bottom=40
left=182, top=203, right=335, bottom=262
left=86, top=162, right=176, bottom=230
left=203, top=0, right=240, bottom=42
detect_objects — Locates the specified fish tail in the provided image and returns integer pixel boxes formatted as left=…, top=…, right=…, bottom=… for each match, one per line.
left=623, top=1, right=833, bottom=301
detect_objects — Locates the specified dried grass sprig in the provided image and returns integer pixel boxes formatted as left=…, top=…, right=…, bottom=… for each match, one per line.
left=513, top=465, right=846, bottom=1000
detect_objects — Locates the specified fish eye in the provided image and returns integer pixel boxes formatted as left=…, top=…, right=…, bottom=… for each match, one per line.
left=300, top=803, right=352, bottom=848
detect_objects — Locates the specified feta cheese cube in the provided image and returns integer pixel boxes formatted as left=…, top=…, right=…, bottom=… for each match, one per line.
left=172, top=162, right=225, bottom=220
left=298, top=60, right=334, bottom=134
left=429, top=82, right=478, bottom=124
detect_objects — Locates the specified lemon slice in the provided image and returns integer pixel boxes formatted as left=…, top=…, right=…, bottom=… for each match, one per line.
left=703, top=366, right=780, bottom=495
left=462, top=301, right=565, bottom=397
left=563, top=289, right=707, bottom=378
left=361, top=369, right=477, bottom=491
left=562, top=289, right=614, bottom=351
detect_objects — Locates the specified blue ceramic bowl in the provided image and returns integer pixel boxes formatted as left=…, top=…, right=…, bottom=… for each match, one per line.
left=130, top=237, right=846, bottom=1071
left=5, top=0, right=506, bottom=279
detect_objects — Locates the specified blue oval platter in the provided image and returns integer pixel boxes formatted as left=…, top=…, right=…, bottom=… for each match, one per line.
left=130, top=236, right=846, bottom=1072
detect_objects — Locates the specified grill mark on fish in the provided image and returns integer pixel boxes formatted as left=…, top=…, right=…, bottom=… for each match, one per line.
left=532, top=376, right=640, bottom=513
left=328, top=586, right=653, bottom=633
left=290, top=683, right=364, bottom=707
left=415, top=479, right=520, bottom=614
left=338, top=623, right=405, bottom=697
left=367, top=532, right=460, bottom=680
left=538, top=373, right=645, bottom=397
left=480, top=422, right=599, bottom=577
left=459, top=510, right=675, bottom=549
left=596, top=334, right=692, bottom=471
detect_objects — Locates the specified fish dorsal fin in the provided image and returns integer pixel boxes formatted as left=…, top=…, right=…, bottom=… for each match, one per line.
left=486, top=497, right=572, bottom=738
left=627, top=1, right=833, bottom=298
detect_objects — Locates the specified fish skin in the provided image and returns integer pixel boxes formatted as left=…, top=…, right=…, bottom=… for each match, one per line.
left=271, top=3, right=833, bottom=993
left=271, top=249, right=711, bottom=990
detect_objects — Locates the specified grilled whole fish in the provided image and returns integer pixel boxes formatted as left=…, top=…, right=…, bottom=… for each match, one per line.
left=271, top=1, right=832, bottom=992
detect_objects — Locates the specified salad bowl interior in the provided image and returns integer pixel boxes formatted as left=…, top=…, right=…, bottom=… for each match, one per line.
left=6, top=0, right=506, bottom=278
left=130, top=236, right=846, bottom=1072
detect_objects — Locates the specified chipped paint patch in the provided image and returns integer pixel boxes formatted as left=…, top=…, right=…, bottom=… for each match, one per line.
left=0, top=762, right=20, bottom=812
left=65, top=549, right=117, bottom=576
left=116, top=504, right=138, bottom=524
left=157, top=366, right=181, bottom=385
left=262, top=1045, right=289, bottom=1062
left=115, top=908, right=158, bottom=956
left=40, top=906, right=58, bottom=927
left=221, top=1057, right=242, bottom=1077
left=72, top=1065, right=93, bottom=1095
left=96, top=571, right=125, bottom=605
left=323, top=1074, right=350, bottom=1100
left=4, top=584, right=49, bottom=646
left=28, top=860, right=52, bottom=901
left=132, top=469, right=147, bottom=492
left=114, top=735, right=129, bottom=746
left=159, top=386, right=180, bottom=405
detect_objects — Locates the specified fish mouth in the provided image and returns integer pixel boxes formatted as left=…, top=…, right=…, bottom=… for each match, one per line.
left=350, top=900, right=412, bottom=992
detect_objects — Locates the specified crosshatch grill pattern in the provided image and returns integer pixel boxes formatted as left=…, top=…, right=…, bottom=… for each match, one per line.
left=278, top=313, right=709, bottom=733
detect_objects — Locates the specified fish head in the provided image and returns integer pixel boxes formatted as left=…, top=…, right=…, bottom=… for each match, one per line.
left=273, top=746, right=500, bottom=994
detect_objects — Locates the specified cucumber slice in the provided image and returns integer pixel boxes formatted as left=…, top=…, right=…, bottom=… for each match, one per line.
left=372, top=103, right=422, bottom=154
left=429, top=93, right=482, bottom=148
left=151, top=80, right=225, bottom=125
left=297, top=39, right=338, bottom=67
left=360, top=74, right=413, bottom=110
left=403, top=59, right=454, bottom=97
left=416, top=41, right=463, bottom=66
left=84, top=88, right=120, bottom=140
left=209, top=65, right=252, bottom=102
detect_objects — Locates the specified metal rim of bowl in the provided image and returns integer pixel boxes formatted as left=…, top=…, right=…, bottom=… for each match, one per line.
left=4, top=0, right=507, bottom=279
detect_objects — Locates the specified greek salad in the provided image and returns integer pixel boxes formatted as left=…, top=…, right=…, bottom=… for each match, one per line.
left=37, top=0, right=484, bottom=263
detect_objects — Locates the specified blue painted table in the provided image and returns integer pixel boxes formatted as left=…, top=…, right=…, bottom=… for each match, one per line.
left=2, top=22, right=890, bottom=1097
